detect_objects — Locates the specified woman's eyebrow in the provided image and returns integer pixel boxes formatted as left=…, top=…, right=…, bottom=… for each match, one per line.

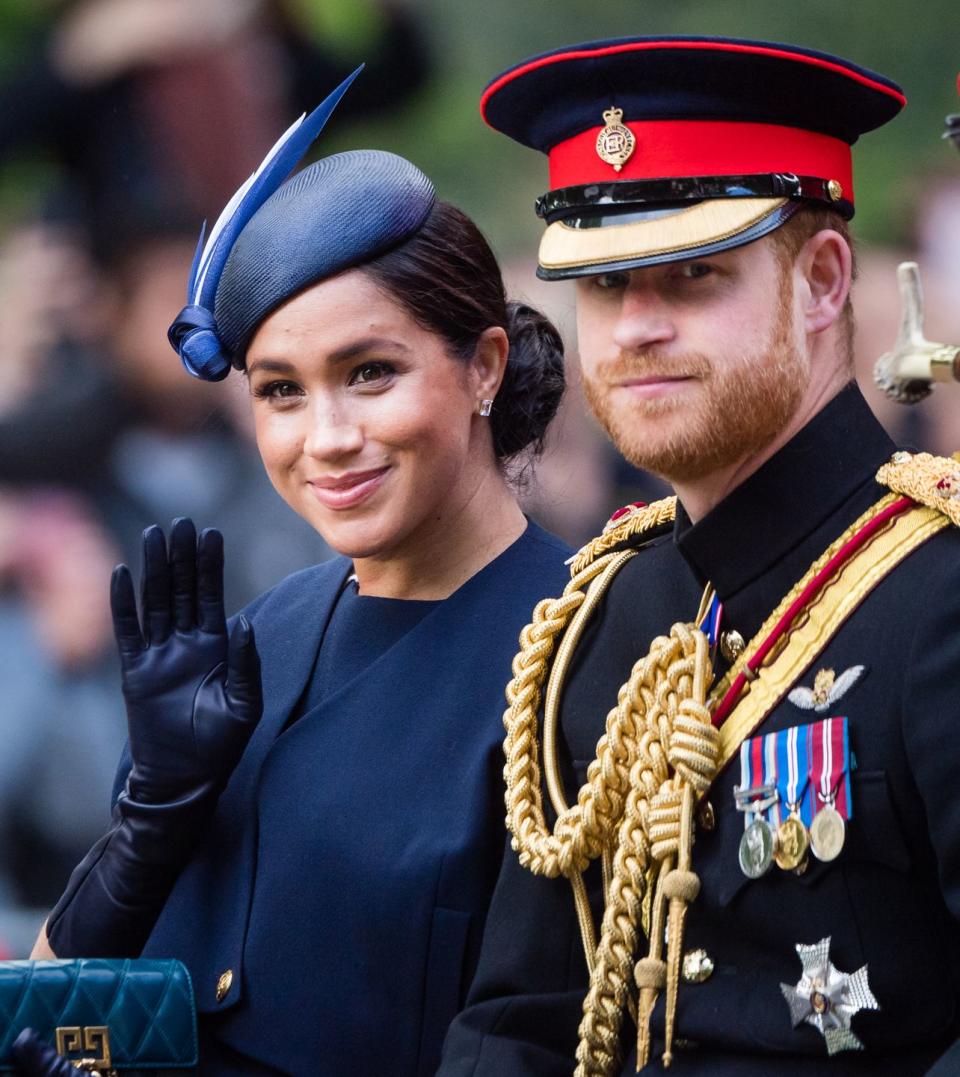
left=326, top=337, right=411, bottom=364
left=246, top=357, right=296, bottom=377
left=247, top=338, right=411, bottom=378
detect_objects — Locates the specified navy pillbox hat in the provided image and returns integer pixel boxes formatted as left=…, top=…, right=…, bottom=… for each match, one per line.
left=481, top=36, right=905, bottom=279
left=215, top=150, right=435, bottom=362
left=168, top=69, right=437, bottom=381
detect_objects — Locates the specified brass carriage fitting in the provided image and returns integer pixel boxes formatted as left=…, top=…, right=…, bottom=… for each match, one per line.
left=873, top=261, right=960, bottom=405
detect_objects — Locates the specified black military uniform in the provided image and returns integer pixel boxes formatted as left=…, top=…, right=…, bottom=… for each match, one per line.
left=441, top=384, right=960, bottom=1074
left=438, top=36, right=960, bottom=1077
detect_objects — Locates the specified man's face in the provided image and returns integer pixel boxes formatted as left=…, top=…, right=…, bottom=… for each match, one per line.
left=575, top=235, right=810, bottom=484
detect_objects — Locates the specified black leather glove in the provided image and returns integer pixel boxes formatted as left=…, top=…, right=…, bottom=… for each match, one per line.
left=46, top=518, right=262, bottom=958
left=11, top=1030, right=77, bottom=1077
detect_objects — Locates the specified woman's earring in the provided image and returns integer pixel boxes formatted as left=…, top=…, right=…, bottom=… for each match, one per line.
left=478, top=399, right=493, bottom=417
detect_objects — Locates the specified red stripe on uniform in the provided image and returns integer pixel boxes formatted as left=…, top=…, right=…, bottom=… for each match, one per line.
left=712, top=497, right=914, bottom=729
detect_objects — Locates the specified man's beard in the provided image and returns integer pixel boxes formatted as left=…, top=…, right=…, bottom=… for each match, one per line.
left=582, top=292, right=809, bottom=484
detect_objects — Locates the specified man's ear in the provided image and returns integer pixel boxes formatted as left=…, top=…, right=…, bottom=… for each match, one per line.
left=796, top=229, right=853, bottom=336
left=471, top=326, right=510, bottom=399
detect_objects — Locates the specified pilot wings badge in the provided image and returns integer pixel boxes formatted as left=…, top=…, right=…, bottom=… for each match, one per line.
left=788, top=666, right=865, bottom=713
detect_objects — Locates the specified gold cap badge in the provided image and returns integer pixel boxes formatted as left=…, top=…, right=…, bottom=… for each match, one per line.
left=596, top=107, right=636, bottom=172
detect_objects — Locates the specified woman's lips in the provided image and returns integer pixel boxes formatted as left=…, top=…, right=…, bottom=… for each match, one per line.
left=308, top=467, right=390, bottom=510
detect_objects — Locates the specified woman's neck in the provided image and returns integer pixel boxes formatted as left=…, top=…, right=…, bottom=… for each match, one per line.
left=352, top=468, right=527, bottom=600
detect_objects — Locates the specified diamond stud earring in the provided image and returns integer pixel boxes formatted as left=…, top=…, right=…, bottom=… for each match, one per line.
left=478, top=399, right=493, bottom=417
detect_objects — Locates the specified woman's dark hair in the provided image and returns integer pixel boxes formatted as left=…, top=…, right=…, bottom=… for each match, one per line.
left=363, top=201, right=565, bottom=461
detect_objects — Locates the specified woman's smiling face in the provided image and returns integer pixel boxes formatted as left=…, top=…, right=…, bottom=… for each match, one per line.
left=245, top=268, right=495, bottom=562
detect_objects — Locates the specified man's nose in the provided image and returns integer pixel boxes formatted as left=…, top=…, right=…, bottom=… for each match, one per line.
left=611, top=284, right=677, bottom=353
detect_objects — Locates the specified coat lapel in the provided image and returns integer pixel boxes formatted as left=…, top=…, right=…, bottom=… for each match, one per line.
left=234, top=555, right=351, bottom=784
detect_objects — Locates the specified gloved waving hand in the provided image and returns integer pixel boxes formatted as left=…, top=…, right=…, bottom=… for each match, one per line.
left=46, top=518, right=262, bottom=957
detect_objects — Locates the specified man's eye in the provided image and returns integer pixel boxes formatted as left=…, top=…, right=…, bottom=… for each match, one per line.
left=594, top=272, right=630, bottom=290
left=679, top=262, right=713, bottom=280
left=349, top=362, right=394, bottom=386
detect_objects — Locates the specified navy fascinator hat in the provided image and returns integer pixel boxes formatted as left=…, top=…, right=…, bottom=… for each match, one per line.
left=168, top=70, right=436, bottom=380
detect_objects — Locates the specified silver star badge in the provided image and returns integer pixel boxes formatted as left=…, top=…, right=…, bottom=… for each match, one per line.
left=788, top=665, right=865, bottom=712
left=780, top=937, right=879, bottom=1054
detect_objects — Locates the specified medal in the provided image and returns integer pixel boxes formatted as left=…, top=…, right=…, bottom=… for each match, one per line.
left=736, top=738, right=781, bottom=878
left=738, top=717, right=853, bottom=880
left=808, top=716, right=853, bottom=861
left=810, top=804, right=846, bottom=861
left=780, top=936, right=879, bottom=1054
left=772, top=725, right=811, bottom=872
left=773, top=814, right=809, bottom=871
left=739, top=818, right=775, bottom=878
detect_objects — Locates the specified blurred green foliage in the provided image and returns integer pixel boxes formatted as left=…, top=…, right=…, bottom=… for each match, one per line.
left=321, top=0, right=959, bottom=257
left=0, top=0, right=955, bottom=254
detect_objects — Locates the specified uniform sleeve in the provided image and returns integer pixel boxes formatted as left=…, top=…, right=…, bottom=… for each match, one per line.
left=900, top=553, right=960, bottom=1073
left=901, top=558, right=960, bottom=919
left=438, top=835, right=591, bottom=1076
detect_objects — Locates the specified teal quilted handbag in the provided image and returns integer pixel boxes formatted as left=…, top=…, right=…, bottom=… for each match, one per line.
left=0, top=959, right=197, bottom=1074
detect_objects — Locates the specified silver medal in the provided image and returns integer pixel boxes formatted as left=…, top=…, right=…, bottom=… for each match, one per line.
left=810, top=805, right=846, bottom=862
left=738, top=817, right=775, bottom=878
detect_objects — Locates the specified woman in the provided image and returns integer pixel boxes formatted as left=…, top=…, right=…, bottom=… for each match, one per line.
left=17, top=84, right=569, bottom=1075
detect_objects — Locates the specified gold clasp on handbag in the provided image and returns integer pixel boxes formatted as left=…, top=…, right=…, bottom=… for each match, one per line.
left=54, top=1026, right=114, bottom=1075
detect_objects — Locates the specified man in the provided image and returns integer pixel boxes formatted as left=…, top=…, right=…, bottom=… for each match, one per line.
left=439, top=36, right=960, bottom=1076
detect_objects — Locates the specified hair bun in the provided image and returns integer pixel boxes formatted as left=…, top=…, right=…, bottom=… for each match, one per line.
left=492, top=301, right=565, bottom=459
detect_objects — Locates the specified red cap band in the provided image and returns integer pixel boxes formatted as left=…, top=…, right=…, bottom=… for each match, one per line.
left=548, top=119, right=854, bottom=200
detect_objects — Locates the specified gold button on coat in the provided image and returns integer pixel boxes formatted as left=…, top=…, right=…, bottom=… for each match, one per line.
left=216, top=969, right=234, bottom=1002
left=719, top=630, right=746, bottom=664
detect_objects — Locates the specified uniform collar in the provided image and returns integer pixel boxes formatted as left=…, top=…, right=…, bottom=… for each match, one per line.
left=674, top=382, right=895, bottom=601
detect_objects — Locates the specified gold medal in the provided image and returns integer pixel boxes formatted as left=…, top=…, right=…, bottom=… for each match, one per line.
left=595, top=107, right=636, bottom=172
left=773, top=815, right=809, bottom=872
left=810, top=805, right=846, bottom=861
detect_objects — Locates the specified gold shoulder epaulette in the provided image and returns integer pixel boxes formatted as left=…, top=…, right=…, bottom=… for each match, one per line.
left=876, top=450, right=960, bottom=527
left=570, top=495, right=677, bottom=574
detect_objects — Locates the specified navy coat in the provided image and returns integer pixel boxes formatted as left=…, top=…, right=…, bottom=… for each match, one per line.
left=131, top=522, right=570, bottom=1075
left=439, top=386, right=960, bottom=1075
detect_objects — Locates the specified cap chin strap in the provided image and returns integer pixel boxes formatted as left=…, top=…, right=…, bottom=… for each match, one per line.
left=536, top=172, right=851, bottom=221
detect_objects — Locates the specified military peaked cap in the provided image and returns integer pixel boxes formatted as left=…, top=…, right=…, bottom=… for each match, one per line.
left=481, top=36, right=905, bottom=279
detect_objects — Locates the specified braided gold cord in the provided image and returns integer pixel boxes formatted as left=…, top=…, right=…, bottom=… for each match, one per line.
left=503, top=553, right=631, bottom=869
left=543, top=549, right=639, bottom=970
left=504, top=591, right=719, bottom=1075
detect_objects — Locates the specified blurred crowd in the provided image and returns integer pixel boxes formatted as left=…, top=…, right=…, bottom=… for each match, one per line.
left=0, top=0, right=431, bottom=955
left=0, top=0, right=958, bottom=958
